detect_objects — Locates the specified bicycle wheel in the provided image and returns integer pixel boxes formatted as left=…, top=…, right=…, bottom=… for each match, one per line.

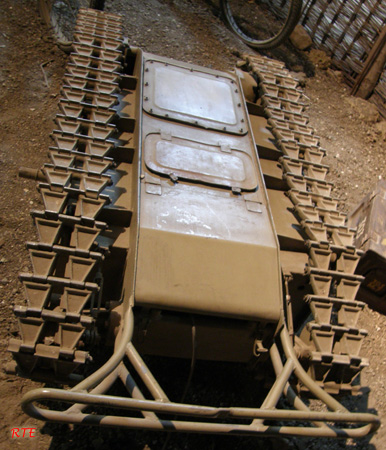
left=221, top=0, right=303, bottom=50
left=89, top=0, right=105, bottom=10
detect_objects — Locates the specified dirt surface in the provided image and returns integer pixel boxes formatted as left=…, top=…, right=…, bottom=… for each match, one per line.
left=1, top=0, right=386, bottom=449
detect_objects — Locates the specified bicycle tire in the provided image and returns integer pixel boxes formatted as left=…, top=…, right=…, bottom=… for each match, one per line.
left=220, top=0, right=303, bottom=50
left=89, top=0, right=105, bottom=10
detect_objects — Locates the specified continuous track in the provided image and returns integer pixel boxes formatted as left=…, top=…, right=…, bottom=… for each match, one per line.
left=245, top=54, right=368, bottom=395
left=9, top=8, right=137, bottom=380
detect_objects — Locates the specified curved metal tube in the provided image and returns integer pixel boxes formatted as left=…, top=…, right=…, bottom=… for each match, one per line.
left=72, top=306, right=134, bottom=392
left=126, top=342, right=169, bottom=402
left=21, top=310, right=380, bottom=439
left=21, top=387, right=379, bottom=437
left=269, top=341, right=327, bottom=429
left=66, top=366, right=119, bottom=415
left=280, top=325, right=348, bottom=413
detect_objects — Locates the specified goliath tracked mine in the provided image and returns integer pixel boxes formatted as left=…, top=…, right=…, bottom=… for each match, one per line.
left=8, top=8, right=380, bottom=440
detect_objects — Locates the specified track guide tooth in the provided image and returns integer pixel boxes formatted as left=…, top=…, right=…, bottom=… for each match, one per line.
left=309, top=246, right=332, bottom=270
left=23, top=281, right=52, bottom=311
left=40, top=189, right=68, bottom=214
left=29, top=249, right=56, bottom=278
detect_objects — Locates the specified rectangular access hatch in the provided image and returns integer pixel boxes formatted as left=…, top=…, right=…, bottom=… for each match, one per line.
left=144, top=133, right=258, bottom=190
left=142, top=60, right=247, bottom=134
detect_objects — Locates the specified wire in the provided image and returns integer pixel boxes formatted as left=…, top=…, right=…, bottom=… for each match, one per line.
left=161, top=316, right=197, bottom=450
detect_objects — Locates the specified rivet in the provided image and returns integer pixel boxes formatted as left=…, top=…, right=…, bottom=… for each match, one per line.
left=237, top=103, right=241, bottom=107
left=223, top=127, right=227, bottom=131
left=145, top=82, right=149, bottom=86
left=145, top=68, right=149, bottom=72
left=144, top=96, right=149, bottom=101
left=239, top=128, right=244, bottom=133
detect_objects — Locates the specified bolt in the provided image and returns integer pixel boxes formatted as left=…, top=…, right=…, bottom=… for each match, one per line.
left=145, top=68, right=149, bottom=72
left=241, top=119, right=244, bottom=123
left=237, top=103, right=241, bottom=107
left=149, top=108, right=153, bottom=113
left=165, top=114, right=169, bottom=117
left=145, top=82, right=149, bottom=86
left=239, top=128, right=244, bottom=133
left=144, top=96, right=148, bottom=101
left=223, top=127, right=227, bottom=131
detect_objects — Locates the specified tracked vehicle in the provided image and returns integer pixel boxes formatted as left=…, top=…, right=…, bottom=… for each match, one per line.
left=8, top=8, right=380, bottom=439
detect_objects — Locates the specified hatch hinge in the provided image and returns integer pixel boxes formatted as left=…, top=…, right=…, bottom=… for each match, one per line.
left=244, top=191, right=263, bottom=213
left=144, top=173, right=162, bottom=196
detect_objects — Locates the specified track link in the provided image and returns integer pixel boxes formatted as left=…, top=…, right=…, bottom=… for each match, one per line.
left=244, top=55, right=368, bottom=395
left=8, top=9, right=135, bottom=380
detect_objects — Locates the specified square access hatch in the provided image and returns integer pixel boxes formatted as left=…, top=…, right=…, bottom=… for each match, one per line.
left=142, top=59, right=248, bottom=135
